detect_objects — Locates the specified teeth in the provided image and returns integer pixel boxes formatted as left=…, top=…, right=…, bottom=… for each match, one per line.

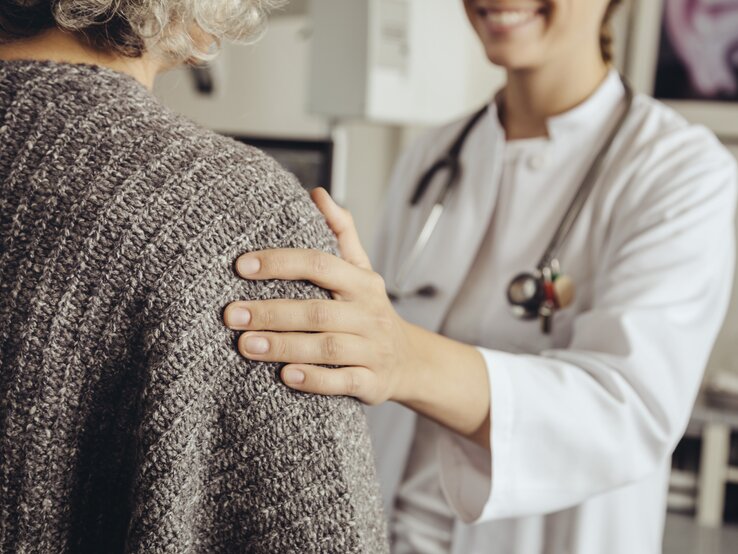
left=482, top=9, right=537, bottom=27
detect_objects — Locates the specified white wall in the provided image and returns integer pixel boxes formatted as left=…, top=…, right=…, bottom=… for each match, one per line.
left=307, top=0, right=504, bottom=125
left=337, top=123, right=401, bottom=254
left=155, top=17, right=328, bottom=138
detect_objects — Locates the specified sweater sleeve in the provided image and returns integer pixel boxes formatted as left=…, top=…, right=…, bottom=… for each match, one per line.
left=125, top=152, right=388, bottom=553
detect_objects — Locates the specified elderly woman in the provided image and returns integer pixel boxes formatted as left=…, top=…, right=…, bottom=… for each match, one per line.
left=0, top=1, right=387, bottom=553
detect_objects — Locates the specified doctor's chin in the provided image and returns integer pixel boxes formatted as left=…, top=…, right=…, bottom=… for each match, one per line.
left=1, top=0, right=738, bottom=553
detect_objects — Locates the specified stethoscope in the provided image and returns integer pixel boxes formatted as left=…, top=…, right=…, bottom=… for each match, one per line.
left=388, top=75, right=635, bottom=334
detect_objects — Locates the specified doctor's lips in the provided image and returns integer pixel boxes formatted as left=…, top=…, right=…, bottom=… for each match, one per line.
left=469, top=1, right=549, bottom=32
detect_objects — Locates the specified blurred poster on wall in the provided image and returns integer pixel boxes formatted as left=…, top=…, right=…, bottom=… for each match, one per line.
left=654, top=0, right=738, bottom=102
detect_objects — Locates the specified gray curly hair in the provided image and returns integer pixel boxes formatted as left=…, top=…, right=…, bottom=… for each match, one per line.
left=0, top=0, right=286, bottom=62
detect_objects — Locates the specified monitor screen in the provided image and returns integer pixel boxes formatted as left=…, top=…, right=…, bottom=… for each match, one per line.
left=233, top=136, right=333, bottom=194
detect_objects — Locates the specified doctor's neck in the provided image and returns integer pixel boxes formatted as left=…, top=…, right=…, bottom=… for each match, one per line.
left=500, top=46, right=610, bottom=141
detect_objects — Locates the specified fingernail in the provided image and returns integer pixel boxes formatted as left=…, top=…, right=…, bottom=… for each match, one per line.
left=283, top=367, right=305, bottom=385
left=244, top=336, right=269, bottom=354
left=237, top=256, right=261, bottom=276
left=227, top=307, right=251, bottom=327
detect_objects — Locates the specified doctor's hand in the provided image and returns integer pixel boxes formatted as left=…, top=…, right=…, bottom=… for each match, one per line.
left=224, top=188, right=418, bottom=406
left=224, top=188, right=490, bottom=444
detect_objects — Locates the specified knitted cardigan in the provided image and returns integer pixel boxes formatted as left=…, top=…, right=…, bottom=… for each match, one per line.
left=0, top=60, right=388, bottom=553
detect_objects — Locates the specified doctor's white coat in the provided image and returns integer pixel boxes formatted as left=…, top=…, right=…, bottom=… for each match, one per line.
left=367, top=71, right=738, bottom=553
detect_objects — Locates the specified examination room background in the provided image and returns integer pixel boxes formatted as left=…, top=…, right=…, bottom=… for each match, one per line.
left=152, top=1, right=738, bottom=552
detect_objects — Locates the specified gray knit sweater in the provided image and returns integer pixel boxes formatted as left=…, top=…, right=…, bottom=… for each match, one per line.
left=0, top=60, right=387, bottom=553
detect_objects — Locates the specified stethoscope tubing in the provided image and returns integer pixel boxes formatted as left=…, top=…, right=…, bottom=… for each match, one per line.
left=393, top=202, right=444, bottom=292
left=391, top=106, right=488, bottom=295
left=536, top=79, right=634, bottom=271
left=392, top=74, right=635, bottom=300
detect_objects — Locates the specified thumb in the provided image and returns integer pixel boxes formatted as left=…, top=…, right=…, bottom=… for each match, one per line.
left=311, top=187, right=372, bottom=270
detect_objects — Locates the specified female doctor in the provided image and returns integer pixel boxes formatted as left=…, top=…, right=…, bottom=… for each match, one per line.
left=223, top=0, right=738, bottom=551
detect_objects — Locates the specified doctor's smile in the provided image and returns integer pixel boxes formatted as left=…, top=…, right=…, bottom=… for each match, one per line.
left=469, top=1, right=550, bottom=34
left=2, top=0, right=738, bottom=552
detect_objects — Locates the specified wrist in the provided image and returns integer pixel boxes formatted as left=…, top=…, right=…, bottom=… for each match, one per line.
left=391, top=322, right=491, bottom=441
left=392, top=319, right=429, bottom=405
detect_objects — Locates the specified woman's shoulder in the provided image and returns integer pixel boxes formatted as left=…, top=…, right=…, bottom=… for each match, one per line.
left=10, top=60, right=311, bottom=208
left=50, top=68, right=338, bottom=281
left=127, top=114, right=337, bottom=265
left=85, top=77, right=325, bottom=237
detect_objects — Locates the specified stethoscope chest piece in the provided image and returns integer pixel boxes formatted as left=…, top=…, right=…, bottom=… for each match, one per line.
left=507, top=272, right=544, bottom=320
left=506, top=263, right=576, bottom=334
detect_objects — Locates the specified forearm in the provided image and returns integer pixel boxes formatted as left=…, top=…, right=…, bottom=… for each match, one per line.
left=397, top=321, right=491, bottom=448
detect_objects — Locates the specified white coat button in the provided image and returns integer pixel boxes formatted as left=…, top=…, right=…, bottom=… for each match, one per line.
left=527, top=152, right=548, bottom=170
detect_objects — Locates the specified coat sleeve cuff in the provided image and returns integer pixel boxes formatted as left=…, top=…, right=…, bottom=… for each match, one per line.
left=437, top=347, right=516, bottom=523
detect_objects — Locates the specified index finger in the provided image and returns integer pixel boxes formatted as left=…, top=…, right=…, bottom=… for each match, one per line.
left=236, top=248, right=374, bottom=298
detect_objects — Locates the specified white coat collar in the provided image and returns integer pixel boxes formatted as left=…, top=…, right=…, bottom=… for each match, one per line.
left=487, top=69, right=625, bottom=142
left=547, top=69, right=625, bottom=139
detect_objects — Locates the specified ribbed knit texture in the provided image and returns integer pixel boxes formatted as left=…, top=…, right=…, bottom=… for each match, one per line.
left=0, top=60, right=388, bottom=553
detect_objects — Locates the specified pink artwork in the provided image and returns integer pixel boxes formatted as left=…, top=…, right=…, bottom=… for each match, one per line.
left=656, top=0, right=738, bottom=101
